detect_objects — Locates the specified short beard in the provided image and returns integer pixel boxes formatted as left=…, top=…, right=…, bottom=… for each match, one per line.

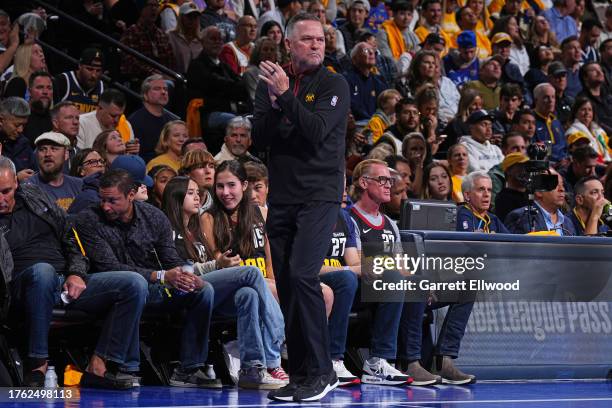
left=31, top=99, right=50, bottom=113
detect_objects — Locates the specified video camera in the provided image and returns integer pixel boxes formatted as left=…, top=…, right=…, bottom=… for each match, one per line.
left=523, top=143, right=559, bottom=193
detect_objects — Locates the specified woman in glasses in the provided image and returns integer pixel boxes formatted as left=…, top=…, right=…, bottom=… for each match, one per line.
left=70, top=148, right=106, bottom=178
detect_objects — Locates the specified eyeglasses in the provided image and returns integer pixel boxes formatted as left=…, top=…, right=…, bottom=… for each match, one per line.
left=362, top=48, right=376, bottom=55
left=82, top=158, right=106, bottom=167
left=363, top=176, right=396, bottom=187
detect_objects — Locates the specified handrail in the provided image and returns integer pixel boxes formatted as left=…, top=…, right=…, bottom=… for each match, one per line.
left=38, top=38, right=180, bottom=118
left=32, top=0, right=186, bottom=84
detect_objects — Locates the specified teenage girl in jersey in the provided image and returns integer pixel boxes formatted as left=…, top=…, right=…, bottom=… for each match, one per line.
left=162, top=176, right=288, bottom=388
left=201, top=160, right=335, bottom=316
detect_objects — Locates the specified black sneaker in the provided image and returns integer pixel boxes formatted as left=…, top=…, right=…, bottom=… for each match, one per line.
left=293, top=371, right=339, bottom=402
left=169, top=367, right=222, bottom=388
left=23, top=370, right=45, bottom=387
left=267, top=382, right=300, bottom=402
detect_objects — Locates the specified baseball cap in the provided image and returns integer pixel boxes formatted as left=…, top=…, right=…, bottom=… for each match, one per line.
left=111, top=155, right=153, bottom=188
left=548, top=61, right=568, bottom=77
left=457, top=31, right=477, bottom=49
left=491, top=32, right=512, bottom=45
left=481, top=55, right=505, bottom=68
left=80, top=48, right=104, bottom=67
left=179, top=2, right=201, bottom=16
left=148, top=164, right=178, bottom=179
left=422, top=33, right=446, bottom=47
left=501, top=152, right=528, bottom=173
left=34, top=132, right=71, bottom=147
left=346, top=0, right=371, bottom=13
left=467, top=109, right=495, bottom=125
left=567, top=132, right=590, bottom=146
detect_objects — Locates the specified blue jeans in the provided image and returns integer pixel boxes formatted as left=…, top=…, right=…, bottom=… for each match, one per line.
left=146, top=280, right=214, bottom=370
left=398, top=301, right=475, bottom=360
left=355, top=269, right=405, bottom=360
left=202, top=266, right=284, bottom=369
left=320, top=270, right=358, bottom=360
left=9, top=263, right=147, bottom=368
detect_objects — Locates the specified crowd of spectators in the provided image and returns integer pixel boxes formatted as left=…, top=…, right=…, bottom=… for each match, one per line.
left=1, top=0, right=612, bottom=392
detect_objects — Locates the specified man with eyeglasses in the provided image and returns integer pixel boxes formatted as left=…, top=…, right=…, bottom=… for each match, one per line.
left=220, top=16, right=257, bottom=76
left=342, top=42, right=388, bottom=122
left=348, top=159, right=412, bottom=386
left=506, top=169, right=576, bottom=235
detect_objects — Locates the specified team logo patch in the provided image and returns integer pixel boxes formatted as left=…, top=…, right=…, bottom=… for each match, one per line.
left=305, top=93, right=315, bottom=102
left=331, top=95, right=338, bottom=106
left=463, top=221, right=469, bottom=230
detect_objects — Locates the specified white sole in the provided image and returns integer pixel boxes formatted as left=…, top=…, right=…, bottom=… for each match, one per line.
left=441, top=377, right=476, bottom=385
left=410, top=378, right=440, bottom=386
left=297, top=379, right=339, bottom=402
left=361, top=374, right=408, bottom=386
left=169, top=379, right=222, bottom=388
left=238, top=381, right=285, bottom=390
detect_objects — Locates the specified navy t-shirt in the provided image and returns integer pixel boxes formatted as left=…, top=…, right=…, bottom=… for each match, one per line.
left=27, top=174, right=83, bottom=212
left=128, top=107, right=179, bottom=163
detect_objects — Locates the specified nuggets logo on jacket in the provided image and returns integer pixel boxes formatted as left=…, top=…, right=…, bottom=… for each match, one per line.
left=305, top=93, right=315, bottom=103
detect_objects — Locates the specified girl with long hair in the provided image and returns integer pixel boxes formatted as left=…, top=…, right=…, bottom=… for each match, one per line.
left=421, top=162, right=454, bottom=201
left=92, top=130, right=126, bottom=164
left=162, top=176, right=288, bottom=389
left=447, top=143, right=470, bottom=202
left=201, top=160, right=335, bottom=315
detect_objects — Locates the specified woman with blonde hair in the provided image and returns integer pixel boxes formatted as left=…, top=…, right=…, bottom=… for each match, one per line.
left=3, top=43, right=47, bottom=98
left=447, top=143, right=470, bottom=202
left=526, top=15, right=559, bottom=52
left=146, top=120, right=189, bottom=172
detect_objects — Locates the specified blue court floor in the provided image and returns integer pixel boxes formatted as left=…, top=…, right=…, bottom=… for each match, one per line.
left=3, top=380, right=611, bottom=407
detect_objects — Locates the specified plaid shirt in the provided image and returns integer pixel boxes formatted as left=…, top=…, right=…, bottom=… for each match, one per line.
left=120, top=21, right=175, bottom=78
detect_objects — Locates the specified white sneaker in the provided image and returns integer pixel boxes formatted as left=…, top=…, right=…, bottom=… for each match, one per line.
left=238, top=367, right=286, bottom=390
left=361, top=357, right=410, bottom=386
left=332, top=360, right=360, bottom=386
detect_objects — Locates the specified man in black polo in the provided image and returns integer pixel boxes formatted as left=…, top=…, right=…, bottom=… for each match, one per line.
left=252, top=13, right=350, bottom=402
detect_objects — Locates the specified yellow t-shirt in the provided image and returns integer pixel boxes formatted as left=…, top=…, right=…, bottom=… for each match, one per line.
left=452, top=174, right=465, bottom=203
